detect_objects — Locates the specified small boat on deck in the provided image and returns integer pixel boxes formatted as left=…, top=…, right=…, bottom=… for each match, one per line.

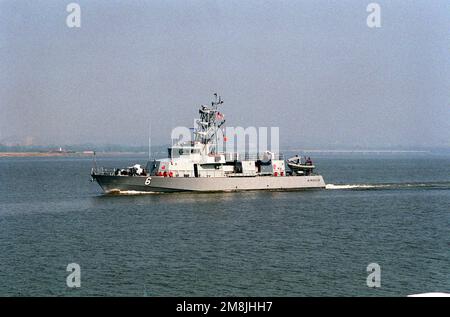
left=286, top=156, right=315, bottom=176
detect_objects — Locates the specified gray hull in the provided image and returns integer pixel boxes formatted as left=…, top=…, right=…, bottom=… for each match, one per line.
left=92, top=174, right=326, bottom=193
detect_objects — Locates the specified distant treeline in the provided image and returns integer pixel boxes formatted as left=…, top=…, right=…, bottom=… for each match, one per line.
left=0, top=144, right=169, bottom=153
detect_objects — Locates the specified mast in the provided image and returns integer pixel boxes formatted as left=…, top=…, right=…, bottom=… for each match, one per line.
left=148, top=123, right=151, bottom=161
left=194, top=93, right=226, bottom=154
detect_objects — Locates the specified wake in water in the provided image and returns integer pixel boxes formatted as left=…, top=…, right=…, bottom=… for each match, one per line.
left=106, top=190, right=162, bottom=195
left=326, top=184, right=383, bottom=190
left=326, top=182, right=450, bottom=191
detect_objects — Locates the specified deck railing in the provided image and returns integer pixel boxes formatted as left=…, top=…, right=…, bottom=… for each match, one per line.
left=91, top=167, right=116, bottom=176
left=223, top=152, right=284, bottom=161
left=91, top=167, right=149, bottom=176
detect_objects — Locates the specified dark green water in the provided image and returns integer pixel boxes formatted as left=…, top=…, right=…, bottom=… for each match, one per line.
left=1, top=153, right=449, bottom=296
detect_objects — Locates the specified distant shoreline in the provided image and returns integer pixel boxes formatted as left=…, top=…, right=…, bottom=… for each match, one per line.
left=0, top=152, right=91, bottom=157
left=0, top=152, right=148, bottom=157
left=287, top=149, right=431, bottom=153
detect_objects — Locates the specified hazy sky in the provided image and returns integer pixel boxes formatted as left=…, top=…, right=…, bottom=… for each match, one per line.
left=1, top=0, right=449, bottom=148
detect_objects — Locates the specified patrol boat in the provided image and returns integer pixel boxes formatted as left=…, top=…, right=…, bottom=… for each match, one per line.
left=91, top=95, right=326, bottom=193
